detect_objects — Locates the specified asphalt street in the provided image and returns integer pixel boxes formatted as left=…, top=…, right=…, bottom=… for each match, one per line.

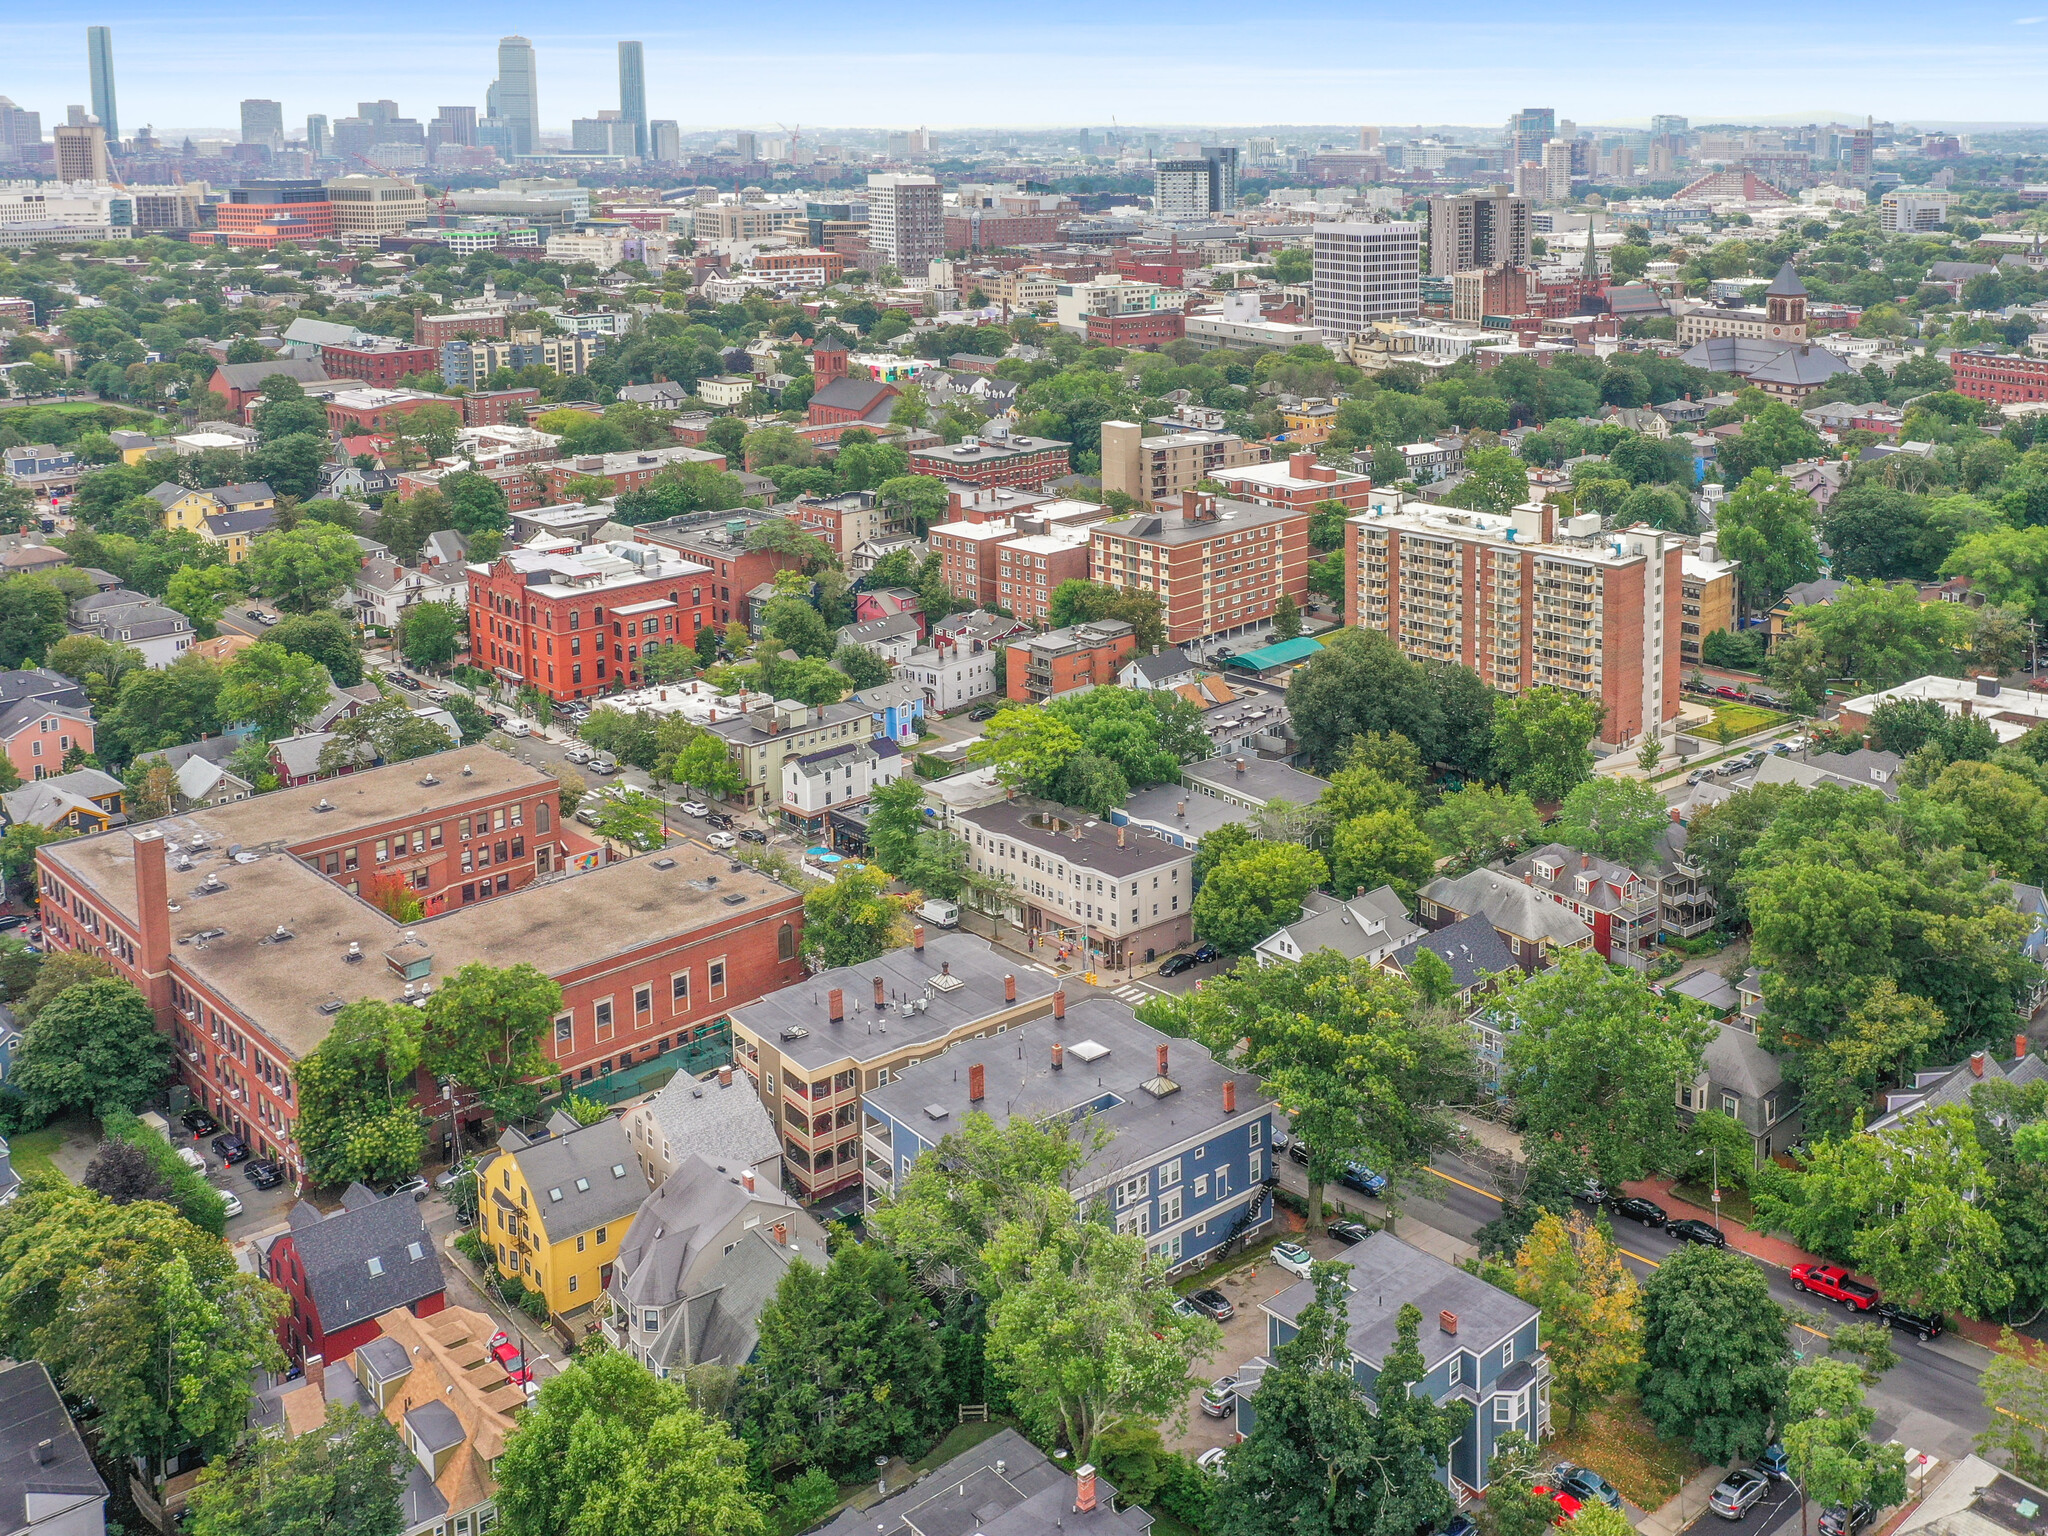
left=1387, top=1153, right=1991, bottom=1464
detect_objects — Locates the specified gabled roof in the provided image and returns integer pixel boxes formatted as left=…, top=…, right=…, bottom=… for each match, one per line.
left=613, top=1154, right=815, bottom=1314
left=283, top=1184, right=445, bottom=1334
left=0, top=669, right=85, bottom=711
left=488, top=1118, right=644, bottom=1244
left=810, top=378, right=898, bottom=417
left=204, top=508, right=276, bottom=538
left=1702, top=1021, right=1785, bottom=1100
left=819, top=1426, right=1147, bottom=1536
left=0, top=1361, right=106, bottom=1533
left=1387, top=913, right=1517, bottom=991
left=1420, top=865, right=1592, bottom=947
left=214, top=358, right=329, bottom=390
left=639, top=1071, right=779, bottom=1173
left=0, top=697, right=92, bottom=741
left=1257, top=886, right=1420, bottom=963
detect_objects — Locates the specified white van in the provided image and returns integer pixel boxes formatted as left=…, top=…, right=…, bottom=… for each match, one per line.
left=501, top=719, right=533, bottom=738
left=916, top=898, right=960, bottom=929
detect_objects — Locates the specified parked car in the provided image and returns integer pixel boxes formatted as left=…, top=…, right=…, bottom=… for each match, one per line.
left=1819, top=1504, right=1873, bottom=1536
left=705, top=811, right=735, bottom=829
left=180, top=1107, right=219, bottom=1136
left=1201, top=1376, right=1239, bottom=1417
left=1185, top=1288, right=1234, bottom=1321
left=215, top=1187, right=243, bottom=1218
left=1157, top=953, right=1199, bottom=977
left=1441, top=1517, right=1478, bottom=1536
left=489, top=1334, right=533, bottom=1385
left=738, top=828, right=769, bottom=844
left=563, top=745, right=593, bottom=764
left=1748, top=692, right=1780, bottom=708
left=244, top=1160, right=284, bottom=1189
left=681, top=801, right=709, bottom=817
left=1171, top=1296, right=1201, bottom=1320
left=501, top=719, right=532, bottom=738
left=1271, top=1242, right=1315, bottom=1277
left=707, top=832, right=737, bottom=850
left=1327, top=1220, right=1375, bottom=1245
left=1714, top=685, right=1745, bottom=700
left=1667, top=1218, right=1727, bottom=1248
left=381, top=1176, right=429, bottom=1201
left=1791, top=1263, right=1881, bottom=1312
left=1577, top=1178, right=1608, bottom=1204
left=1875, top=1300, right=1944, bottom=1340
left=0, top=914, right=27, bottom=932
left=1708, top=1468, right=1771, bottom=1520
left=176, top=1146, right=208, bottom=1174
left=1340, top=1163, right=1389, bottom=1197
left=1287, top=1140, right=1311, bottom=1167
left=1686, top=768, right=1711, bottom=785
left=1196, top=1447, right=1229, bottom=1476
left=1554, top=1464, right=1623, bottom=1510
left=426, top=689, right=451, bottom=703
left=1756, top=1445, right=1792, bottom=1482
left=587, top=754, right=620, bottom=775
left=388, top=673, right=419, bottom=691
left=211, top=1133, right=250, bottom=1165
left=1530, top=1486, right=1583, bottom=1526
left=967, top=705, right=998, bottom=722
left=434, top=1160, right=477, bottom=1191
left=1606, top=1195, right=1668, bottom=1228
left=1191, top=943, right=1221, bottom=963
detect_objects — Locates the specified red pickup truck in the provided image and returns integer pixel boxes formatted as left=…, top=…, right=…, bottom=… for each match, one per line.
left=1791, top=1263, right=1881, bottom=1311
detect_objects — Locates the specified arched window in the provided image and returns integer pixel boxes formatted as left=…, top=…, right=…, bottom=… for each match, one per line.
left=777, top=922, right=796, bottom=961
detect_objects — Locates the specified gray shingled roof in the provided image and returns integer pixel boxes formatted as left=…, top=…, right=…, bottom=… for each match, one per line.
left=640, top=1072, right=778, bottom=1173
left=284, top=1183, right=445, bottom=1334
left=1390, top=913, right=1516, bottom=991
left=1421, top=866, right=1592, bottom=947
left=489, top=1119, right=645, bottom=1245
left=215, top=358, right=329, bottom=390
left=1764, top=261, right=1807, bottom=297
left=1703, top=1022, right=1784, bottom=1100
left=0, top=1362, right=106, bottom=1532
left=818, top=1426, right=1146, bottom=1536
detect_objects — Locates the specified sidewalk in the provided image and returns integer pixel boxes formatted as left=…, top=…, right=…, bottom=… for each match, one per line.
left=1620, top=1176, right=1815, bottom=1271
left=1637, top=1467, right=1732, bottom=1536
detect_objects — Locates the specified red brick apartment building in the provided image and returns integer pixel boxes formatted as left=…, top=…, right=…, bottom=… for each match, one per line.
left=1213, top=451, right=1375, bottom=513
left=995, top=529, right=1091, bottom=625
left=414, top=310, right=511, bottom=347
left=391, top=462, right=552, bottom=514
left=1087, top=491, right=1313, bottom=646
left=32, top=749, right=808, bottom=1181
left=628, top=511, right=807, bottom=630
left=1344, top=496, right=1683, bottom=748
left=461, top=388, right=541, bottom=426
left=324, top=388, right=450, bottom=435
left=1952, top=350, right=2048, bottom=407
left=467, top=540, right=713, bottom=702
left=1085, top=310, right=1185, bottom=349
left=909, top=431, right=1071, bottom=490
left=1005, top=618, right=1137, bottom=703
left=320, top=339, right=438, bottom=388
left=536, top=445, right=730, bottom=503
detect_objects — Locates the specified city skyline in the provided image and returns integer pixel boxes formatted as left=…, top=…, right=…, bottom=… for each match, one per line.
left=9, top=5, right=2048, bottom=136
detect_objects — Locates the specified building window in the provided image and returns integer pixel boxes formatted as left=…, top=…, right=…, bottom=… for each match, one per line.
left=1721, top=1093, right=1740, bottom=1117
left=568, top=1274, right=579, bottom=1293
left=635, top=985, right=652, bottom=1021
left=576, top=1234, right=586, bottom=1252
left=1158, top=1157, right=1181, bottom=1190
left=1447, top=1354, right=1462, bottom=1386
left=1502, top=1337, right=1515, bottom=1367
left=1494, top=1396, right=1513, bottom=1423
left=672, top=971, right=689, bottom=1007
left=709, top=958, right=727, bottom=1001
left=554, top=1013, right=572, bottom=1048
left=594, top=998, right=614, bottom=1039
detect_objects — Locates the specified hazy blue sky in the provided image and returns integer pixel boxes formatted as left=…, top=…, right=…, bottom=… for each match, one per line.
left=11, top=3, right=2048, bottom=135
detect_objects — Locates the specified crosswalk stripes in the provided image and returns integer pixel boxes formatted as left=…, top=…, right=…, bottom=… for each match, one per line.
left=1112, top=984, right=1150, bottom=1003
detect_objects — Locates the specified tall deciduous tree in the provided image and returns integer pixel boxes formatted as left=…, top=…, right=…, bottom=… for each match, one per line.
left=1498, top=952, right=1716, bottom=1185
left=421, top=963, right=563, bottom=1125
left=1781, top=1358, right=1908, bottom=1536
left=1490, top=687, right=1603, bottom=805
left=1328, top=807, right=1437, bottom=906
left=1499, top=1211, right=1640, bottom=1430
left=243, top=522, right=365, bottom=613
left=1976, top=1329, right=2048, bottom=1483
left=1638, top=1244, right=1789, bottom=1465
left=295, top=1001, right=429, bottom=1186
left=800, top=864, right=908, bottom=969
left=219, top=640, right=332, bottom=740
left=1716, top=471, right=1823, bottom=614
left=1423, top=783, right=1547, bottom=873
left=11, top=977, right=174, bottom=1120
left=1191, top=842, right=1328, bottom=953
left=1550, top=776, right=1668, bottom=865
left=495, top=1349, right=766, bottom=1536
left=188, top=1403, right=406, bottom=1536
left=398, top=601, right=464, bottom=670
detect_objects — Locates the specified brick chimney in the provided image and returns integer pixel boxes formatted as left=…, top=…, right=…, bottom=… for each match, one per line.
left=132, top=828, right=171, bottom=1016
left=1075, top=1465, right=1098, bottom=1514
left=969, top=1063, right=985, bottom=1102
left=874, top=975, right=886, bottom=1006
left=1004, top=973, right=1016, bottom=1002
left=1053, top=988, right=1066, bottom=1020
left=1289, top=450, right=1317, bottom=479
left=742, top=1167, right=756, bottom=1193
left=718, top=1064, right=733, bottom=1087
left=1053, top=1040, right=1064, bottom=1071
left=913, top=925, right=925, bottom=953
left=1971, top=1050, right=1987, bottom=1077
left=1117, top=825, right=1126, bottom=848
left=1223, top=1080, right=1236, bottom=1113
left=828, top=987, right=844, bottom=1023
left=2018, top=1034, right=2031, bottom=1062
left=1439, top=1310, right=1458, bottom=1335
left=305, top=1352, right=326, bottom=1397
left=1157, top=1043, right=1169, bottom=1077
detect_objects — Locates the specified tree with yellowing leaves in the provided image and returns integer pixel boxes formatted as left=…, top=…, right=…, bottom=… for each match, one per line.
left=1493, top=1210, right=1641, bottom=1430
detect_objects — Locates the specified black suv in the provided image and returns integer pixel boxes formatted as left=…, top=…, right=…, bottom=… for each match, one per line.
left=1667, top=1218, right=1727, bottom=1248
left=1157, top=954, right=1199, bottom=977
left=180, top=1107, right=219, bottom=1136
left=1876, top=1300, right=1944, bottom=1341
left=244, top=1159, right=284, bottom=1189
left=211, top=1133, right=250, bottom=1165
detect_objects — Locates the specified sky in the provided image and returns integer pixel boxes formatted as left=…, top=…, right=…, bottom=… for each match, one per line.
left=9, top=2, right=2048, bottom=138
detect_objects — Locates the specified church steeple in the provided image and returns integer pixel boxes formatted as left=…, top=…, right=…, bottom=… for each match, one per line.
left=1582, top=221, right=1599, bottom=280
left=1764, top=261, right=1807, bottom=331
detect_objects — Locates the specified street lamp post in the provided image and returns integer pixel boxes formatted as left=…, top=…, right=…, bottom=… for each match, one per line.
left=1696, top=1144, right=1721, bottom=1232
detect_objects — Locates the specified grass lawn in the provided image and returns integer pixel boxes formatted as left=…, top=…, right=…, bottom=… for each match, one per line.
left=4, top=1115, right=94, bottom=1182
left=1146, top=1513, right=1204, bottom=1536
left=1707, top=703, right=1791, bottom=741
left=1172, top=1234, right=1283, bottom=1296
left=1670, top=1179, right=1760, bottom=1229
left=910, top=1419, right=1011, bottom=1476
left=1544, top=1393, right=1703, bottom=1508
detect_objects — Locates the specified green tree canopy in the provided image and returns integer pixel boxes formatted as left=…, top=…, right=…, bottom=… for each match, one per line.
left=800, top=863, right=907, bottom=969
left=10, top=977, right=174, bottom=1121
left=421, top=962, right=562, bottom=1125
left=1550, top=775, right=1668, bottom=864
left=242, top=522, right=364, bottom=613
left=218, top=640, right=332, bottom=740
left=1716, top=470, right=1823, bottom=614
left=187, top=1402, right=406, bottom=1536
left=1490, top=686, right=1603, bottom=805
left=1192, top=841, right=1328, bottom=953
left=1637, top=1244, right=1789, bottom=1465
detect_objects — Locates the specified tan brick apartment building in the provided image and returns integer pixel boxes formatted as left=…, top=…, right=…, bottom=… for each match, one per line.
left=1088, top=492, right=1313, bottom=647
left=1213, top=451, right=1375, bottom=513
left=727, top=931, right=1061, bottom=1199
left=1099, top=420, right=1270, bottom=508
left=33, top=750, right=807, bottom=1180
left=1345, top=496, right=1683, bottom=748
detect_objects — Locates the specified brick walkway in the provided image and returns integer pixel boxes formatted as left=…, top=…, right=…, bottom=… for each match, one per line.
left=1620, top=1175, right=1816, bottom=1270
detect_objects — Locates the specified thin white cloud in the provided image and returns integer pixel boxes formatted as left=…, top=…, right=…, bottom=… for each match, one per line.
left=2018, top=15, right=2046, bottom=21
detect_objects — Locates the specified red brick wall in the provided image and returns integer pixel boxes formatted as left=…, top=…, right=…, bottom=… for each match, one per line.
left=1954, top=353, right=2048, bottom=406
left=463, top=389, right=541, bottom=426
left=468, top=559, right=712, bottom=701
left=415, top=311, right=510, bottom=346
left=1086, top=310, right=1185, bottom=348
left=322, top=344, right=437, bottom=388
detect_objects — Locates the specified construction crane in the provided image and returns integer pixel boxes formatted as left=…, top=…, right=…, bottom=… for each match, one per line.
left=776, top=122, right=802, bottom=162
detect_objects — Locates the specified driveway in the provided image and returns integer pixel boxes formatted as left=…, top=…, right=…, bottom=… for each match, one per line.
left=1167, top=1228, right=1365, bottom=1454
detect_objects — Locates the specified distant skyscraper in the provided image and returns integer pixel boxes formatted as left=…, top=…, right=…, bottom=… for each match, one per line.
left=0, top=100, right=44, bottom=162
left=53, top=121, right=108, bottom=183
left=618, top=41, right=646, bottom=158
left=735, top=131, right=757, bottom=161
left=1200, top=145, right=1240, bottom=211
left=430, top=106, right=477, bottom=148
left=1312, top=219, right=1422, bottom=343
left=1506, top=106, right=1555, bottom=165
left=650, top=120, right=680, bottom=163
left=866, top=173, right=943, bottom=265
left=241, top=99, right=284, bottom=151
left=1650, top=114, right=1688, bottom=138
left=1154, top=159, right=1215, bottom=220
left=86, top=27, right=117, bottom=146
left=493, top=36, right=539, bottom=157
left=1542, top=138, right=1573, bottom=202
left=1427, top=188, right=1530, bottom=274
left=357, top=100, right=399, bottom=127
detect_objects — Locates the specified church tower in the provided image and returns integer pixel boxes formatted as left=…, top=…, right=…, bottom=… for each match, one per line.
left=1763, top=261, right=1808, bottom=339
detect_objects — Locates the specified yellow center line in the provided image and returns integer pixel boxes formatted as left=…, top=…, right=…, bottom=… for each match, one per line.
left=1421, top=1167, right=1831, bottom=1338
